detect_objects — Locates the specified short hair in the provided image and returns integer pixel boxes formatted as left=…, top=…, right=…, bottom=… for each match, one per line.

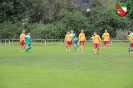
left=28, top=31, right=30, bottom=33
left=67, top=31, right=70, bottom=33
left=71, top=30, right=74, bottom=31
left=129, top=29, right=132, bottom=32
left=94, top=32, right=97, bottom=33
left=22, top=30, right=25, bottom=32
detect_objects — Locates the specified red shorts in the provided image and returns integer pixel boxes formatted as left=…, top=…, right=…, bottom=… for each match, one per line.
left=104, top=41, right=109, bottom=45
left=94, top=43, right=100, bottom=48
left=66, top=41, right=71, bottom=46
left=70, top=41, right=72, bottom=45
left=20, top=40, right=25, bottom=46
left=130, top=43, right=133, bottom=47
left=80, top=41, right=85, bottom=45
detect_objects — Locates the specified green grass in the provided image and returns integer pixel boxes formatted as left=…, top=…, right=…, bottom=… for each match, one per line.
left=0, top=45, right=133, bottom=88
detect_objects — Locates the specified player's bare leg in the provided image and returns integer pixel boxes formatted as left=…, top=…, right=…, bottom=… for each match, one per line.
left=106, top=44, right=108, bottom=51
left=78, top=45, right=81, bottom=51
left=22, top=46, right=25, bottom=52
left=104, top=45, right=106, bottom=50
left=94, top=48, right=96, bottom=54
left=19, top=46, right=22, bottom=52
left=19, top=46, right=25, bottom=52
left=68, top=46, right=71, bottom=52
left=66, top=45, right=68, bottom=52
left=21, top=46, right=25, bottom=52
left=81, top=45, right=84, bottom=52
left=104, top=45, right=107, bottom=51
left=97, top=48, right=99, bottom=54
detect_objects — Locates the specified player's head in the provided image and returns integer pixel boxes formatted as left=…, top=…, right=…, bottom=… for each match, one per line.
left=71, top=30, right=74, bottom=33
left=67, top=31, right=70, bottom=34
left=81, top=29, right=84, bottom=33
left=94, top=32, right=97, bottom=36
left=22, top=30, right=25, bottom=33
left=28, top=31, right=31, bottom=35
left=127, top=32, right=130, bottom=35
left=129, top=29, right=132, bottom=33
left=105, top=30, right=108, bottom=33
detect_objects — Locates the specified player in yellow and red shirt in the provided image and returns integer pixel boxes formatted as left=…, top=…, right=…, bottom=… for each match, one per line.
left=65, top=31, right=72, bottom=52
left=102, top=30, right=110, bottom=51
left=128, top=33, right=133, bottom=53
left=78, top=29, right=86, bottom=52
left=19, top=30, right=26, bottom=52
left=93, top=32, right=101, bottom=54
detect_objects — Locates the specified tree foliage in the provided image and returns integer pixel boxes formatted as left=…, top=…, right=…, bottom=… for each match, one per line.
left=0, top=0, right=133, bottom=39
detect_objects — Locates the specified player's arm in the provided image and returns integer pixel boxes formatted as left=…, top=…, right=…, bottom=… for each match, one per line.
left=24, top=36, right=27, bottom=41
left=99, top=36, right=101, bottom=42
left=128, top=35, right=130, bottom=41
left=70, top=35, right=72, bottom=41
left=20, top=34, right=23, bottom=40
left=127, top=35, right=129, bottom=40
left=102, top=34, right=104, bottom=38
left=131, top=36, right=133, bottom=41
left=84, top=34, right=86, bottom=41
left=92, top=37, right=95, bottom=42
left=78, top=34, right=81, bottom=41
left=108, top=33, right=110, bottom=41
left=64, top=36, right=67, bottom=42
left=24, top=35, right=26, bottom=42
left=90, top=37, right=92, bottom=41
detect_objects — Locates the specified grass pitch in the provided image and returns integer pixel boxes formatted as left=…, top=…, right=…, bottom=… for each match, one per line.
left=0, top=45, right=133, bottom=88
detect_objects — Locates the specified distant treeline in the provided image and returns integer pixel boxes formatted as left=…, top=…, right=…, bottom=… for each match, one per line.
left=0, top=0, right=133, bottom=39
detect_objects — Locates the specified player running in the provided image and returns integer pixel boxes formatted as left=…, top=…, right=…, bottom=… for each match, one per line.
left=128, top=34, right=133, bottom=53
left=128, top=30, right=133, bottom=53
left=78, top=29, right=86, bottom=52
left=25, top=31, right=32, bottom=53
left=93, top=32, right=101, bottom=54
left=65, top=31, right=72, bottom=52
left=19, top=30, right=25, bottom=52
left=102, top=30, right=110, bottom=51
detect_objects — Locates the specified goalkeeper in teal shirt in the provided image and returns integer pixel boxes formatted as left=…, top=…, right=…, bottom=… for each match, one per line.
left=25, top=31, right=32, bottom=52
